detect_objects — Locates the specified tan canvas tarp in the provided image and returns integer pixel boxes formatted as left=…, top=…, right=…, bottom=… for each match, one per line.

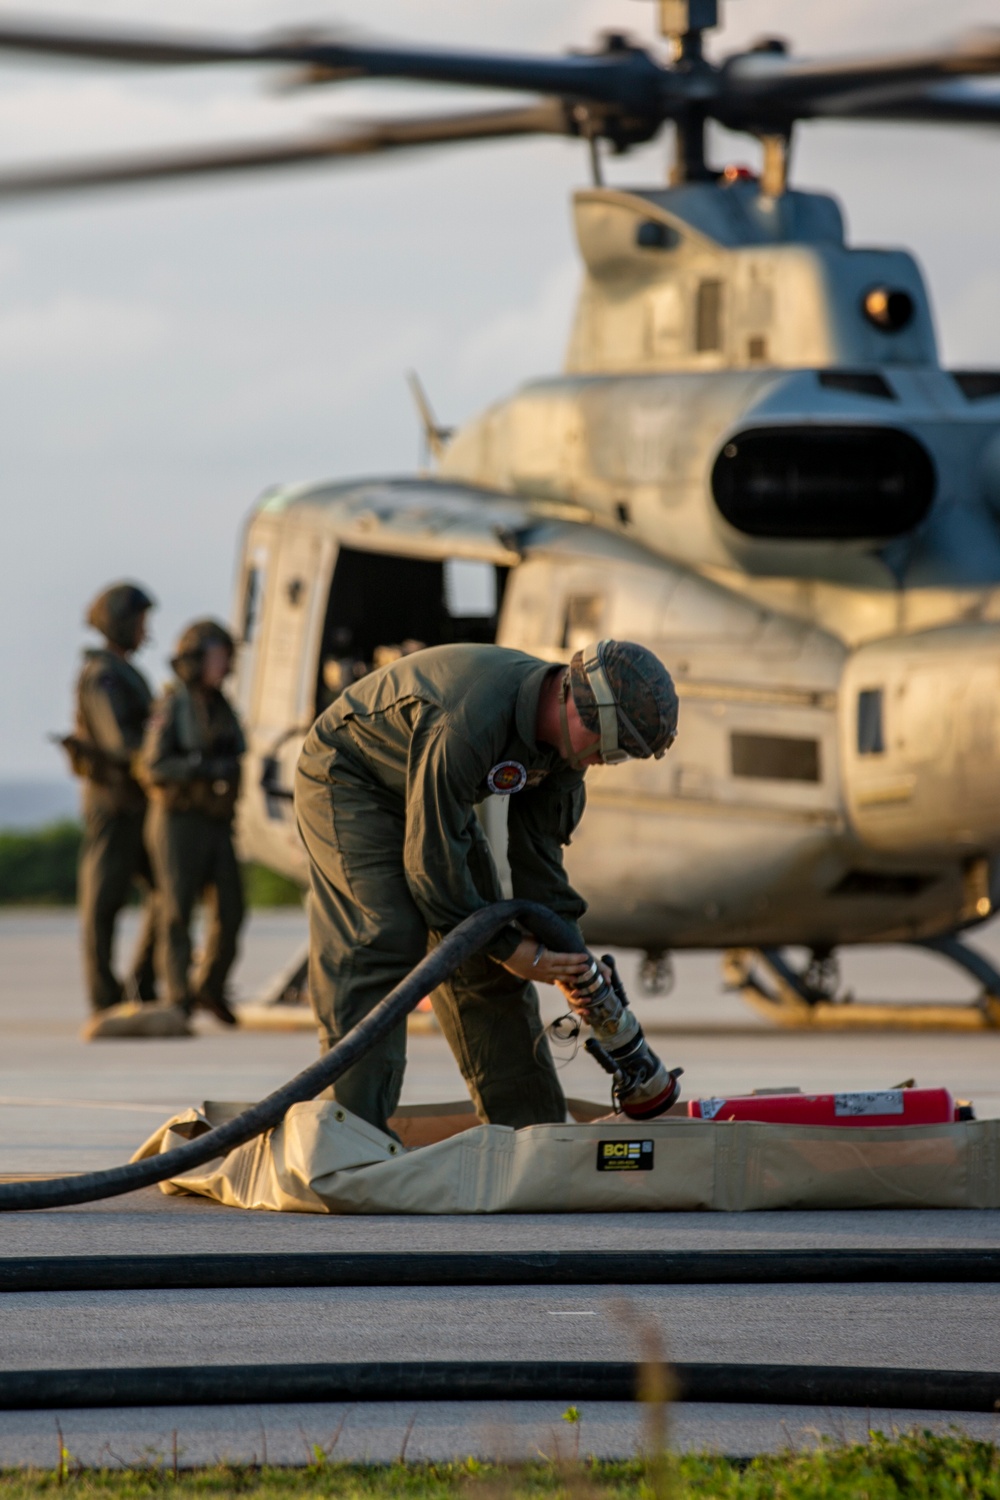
left=132, top=1100, right=1000, bottom=1214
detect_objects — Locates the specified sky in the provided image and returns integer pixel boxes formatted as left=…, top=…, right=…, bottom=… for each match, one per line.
left=2, top=0, right=999, bottom=777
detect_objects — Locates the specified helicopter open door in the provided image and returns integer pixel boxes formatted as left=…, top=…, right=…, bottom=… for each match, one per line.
left=234, top=479, right=529, bottom=882
left=314, top=547, right=510, bottom=715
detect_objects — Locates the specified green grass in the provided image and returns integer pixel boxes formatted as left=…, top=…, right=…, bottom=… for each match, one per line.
left=0, top=822, right=303, bottom=908
left=3, top=1432, right=1000, bottom=1497
left=0, top=820, right=81, bottom=904
left=240, top=863, right=303, bottom=908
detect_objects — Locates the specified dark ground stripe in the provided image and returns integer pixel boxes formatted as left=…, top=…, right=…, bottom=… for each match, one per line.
left=1, top=1249, right=999, bottom=1292
left=0, top=1362, right=996, bottom=1412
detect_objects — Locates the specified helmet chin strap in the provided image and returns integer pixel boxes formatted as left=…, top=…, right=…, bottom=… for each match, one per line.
left=559, top=673, right=595, bottom=772
left=580, top=642, right=629, bottom=764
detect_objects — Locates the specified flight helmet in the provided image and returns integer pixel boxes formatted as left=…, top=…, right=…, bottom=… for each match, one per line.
left=567, top=639, right=679, bottom=763
left=85, top=582, right=155, bottom=652
left=171, top=618, right=236, bottom=684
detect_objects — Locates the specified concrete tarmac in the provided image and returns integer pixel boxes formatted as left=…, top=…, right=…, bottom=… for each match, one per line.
left=6, top=908, right=1000, bottom=1174
left=3, top=907, right=1000, bottom=1465
left=4, top=1283, right=1000, bottom=1370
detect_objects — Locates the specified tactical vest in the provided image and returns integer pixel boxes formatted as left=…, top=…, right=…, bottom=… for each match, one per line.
left=70, top=651, right=151, bottom=811
left=147, top=683, right=245, bottom=823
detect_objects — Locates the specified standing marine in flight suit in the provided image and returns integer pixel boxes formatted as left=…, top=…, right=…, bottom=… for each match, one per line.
left=141, top=619, right=246, bottom=1027
left=68, top=581, right=158, bottom=1014
left=296, top=639, right=679, bottom=1137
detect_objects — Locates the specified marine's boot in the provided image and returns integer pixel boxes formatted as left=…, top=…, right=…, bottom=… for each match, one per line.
left=193, top=989, right=240, bottom=1027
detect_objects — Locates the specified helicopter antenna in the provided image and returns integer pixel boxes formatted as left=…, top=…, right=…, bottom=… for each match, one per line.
left=406, top=371, right=452, bottom=467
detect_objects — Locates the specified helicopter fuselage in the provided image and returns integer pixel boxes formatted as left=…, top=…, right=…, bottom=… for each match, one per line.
left=232, top=178, right=1000, bottom=960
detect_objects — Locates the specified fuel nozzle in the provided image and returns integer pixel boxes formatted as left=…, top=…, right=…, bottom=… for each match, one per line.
left=565, top=954, right=682, bottom=1120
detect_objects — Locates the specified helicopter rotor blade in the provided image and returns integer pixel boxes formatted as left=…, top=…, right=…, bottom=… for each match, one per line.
left=0, top=11, right=999, bottom=166
left=837, top=80, right=1000, bottom=126
left=239, top=36, right=673, bottom=114
left=0, top=14, right=678, bottom=117
left=0, top=15, right=267, bottom=65
left=0, top=102, right=572, bottom=201
left=719, top=31, right=1000, bottom=126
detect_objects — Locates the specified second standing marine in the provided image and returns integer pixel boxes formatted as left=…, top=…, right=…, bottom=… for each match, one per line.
left=69, top=581, right=158, bottom=1015
left=141, top=619, right=246, bottom=1027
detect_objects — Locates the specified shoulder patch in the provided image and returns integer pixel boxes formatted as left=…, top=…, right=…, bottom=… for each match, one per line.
left=487, top=760, right=528, bottom=796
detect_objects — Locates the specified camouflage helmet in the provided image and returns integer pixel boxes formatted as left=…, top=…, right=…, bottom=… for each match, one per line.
left=171, top=617, right=236, bottom=684
left=568, top=640, right=679, bottom=762
left=85, top=582, right=155, bottom=651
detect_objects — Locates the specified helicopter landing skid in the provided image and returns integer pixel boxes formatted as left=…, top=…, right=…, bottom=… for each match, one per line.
left=236, top=949, right=315, bottom=1031
left=723, top=939, right=1000, bottom=1031
left=235, top=949, right=439, bottom=1034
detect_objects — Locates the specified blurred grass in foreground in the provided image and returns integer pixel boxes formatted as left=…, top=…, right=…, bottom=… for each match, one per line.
left=0, top=822, right=302, bottom=907
left=2, top=1432, right=1000, bottom=1496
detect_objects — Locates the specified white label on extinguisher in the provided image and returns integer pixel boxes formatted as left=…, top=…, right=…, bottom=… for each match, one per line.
left=834, top=1091, right=904, bottom=1116
left=698, top=1098, right=727, bottom=1119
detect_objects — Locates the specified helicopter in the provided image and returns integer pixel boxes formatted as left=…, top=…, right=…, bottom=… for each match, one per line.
left=4, top=0, right=1000, bottom=1029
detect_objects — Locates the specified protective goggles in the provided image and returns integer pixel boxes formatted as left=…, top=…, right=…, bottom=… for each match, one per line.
left=576, top=639, right=675, bottom=764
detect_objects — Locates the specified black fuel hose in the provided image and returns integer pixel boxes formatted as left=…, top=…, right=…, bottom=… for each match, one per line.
left=2, top=1249, right=999, bottom=1293
left=0, top=900, right=583, bottom=1213
left=3, top=1360, right=999, bottom=1413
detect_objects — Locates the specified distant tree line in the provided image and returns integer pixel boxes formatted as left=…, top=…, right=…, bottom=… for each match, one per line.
left=0, top=821, right=303, bottom=907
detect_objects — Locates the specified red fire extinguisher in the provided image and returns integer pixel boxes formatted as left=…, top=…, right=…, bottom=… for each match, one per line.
left=687, top=1087, right=973, bottom=1127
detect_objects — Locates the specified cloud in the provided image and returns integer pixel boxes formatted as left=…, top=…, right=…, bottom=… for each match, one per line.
left=457, top=259, right=578, bottom=390
left=0, top=77, right=323, bottom=161
left=938, top=270, right=1000, bottom=367
left=0, top=294, right=168, bottom=368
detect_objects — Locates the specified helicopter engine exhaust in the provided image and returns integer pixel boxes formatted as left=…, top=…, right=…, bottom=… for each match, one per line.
left=712, top=425, right=936, bottom=542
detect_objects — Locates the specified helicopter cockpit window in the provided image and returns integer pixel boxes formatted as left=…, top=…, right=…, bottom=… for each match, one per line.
left=857, top=688, right=885, bottom=756
left=711, top=425, right=936, bottom=541
left=561, top=594, right=606, bottom=653
left=315, top=546, right=508, bottom=713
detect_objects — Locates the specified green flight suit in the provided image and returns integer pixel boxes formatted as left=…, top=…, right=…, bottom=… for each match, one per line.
left=73, top=648, right=157, bottom=1012
left=141, top=682, right=246, bottom=1012
left=295, top=643, right=588, bottom=1136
